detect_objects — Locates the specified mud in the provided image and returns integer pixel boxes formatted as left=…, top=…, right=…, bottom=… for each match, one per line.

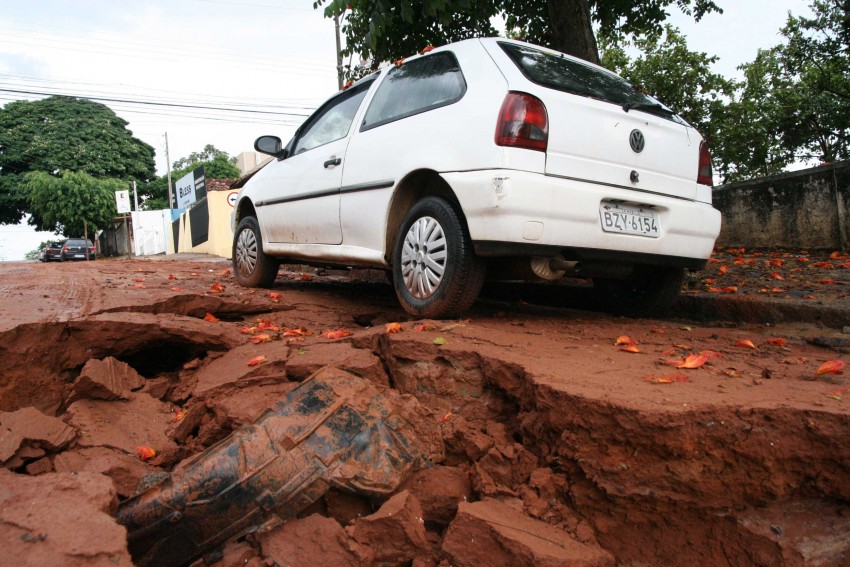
left=1, top=256, right=849, bottom=566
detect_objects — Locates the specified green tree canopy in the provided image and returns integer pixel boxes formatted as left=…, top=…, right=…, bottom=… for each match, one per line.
left=23, top=170, right=126, bottom=236
left=140, top=152, right=241, bottom=210
left=313, top=0, right=720, bottom=72
left=172, top=144, right=237, bottom=170
left=0, top=96, right=156, bottom=224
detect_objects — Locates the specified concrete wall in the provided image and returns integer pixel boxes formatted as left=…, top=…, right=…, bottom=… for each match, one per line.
left=713, top=161, right=850, bottom=250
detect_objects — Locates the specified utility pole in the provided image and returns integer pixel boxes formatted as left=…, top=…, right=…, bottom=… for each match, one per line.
left=165, top=132, right=174, bottom=209
left=133, top=180, right=139, bottom=212
left=334, top=10, right=343, bottom=89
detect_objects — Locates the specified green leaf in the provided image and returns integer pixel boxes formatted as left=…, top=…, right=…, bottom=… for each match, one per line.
left=433, top=337, right=447, bottom=345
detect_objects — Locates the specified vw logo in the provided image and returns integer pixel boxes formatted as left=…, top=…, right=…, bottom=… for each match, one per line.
left=629, top=129, right=645, bottom=153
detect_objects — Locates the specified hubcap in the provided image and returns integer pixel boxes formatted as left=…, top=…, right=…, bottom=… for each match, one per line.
left=235, top=227, right=258, bottom=277
left=400, top=216, right=447, bottom=299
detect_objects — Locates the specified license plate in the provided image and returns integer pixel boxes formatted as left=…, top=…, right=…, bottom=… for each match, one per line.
left=75, top=254, right=84, bottom=258
left=599, top=202, right=660, bottom=238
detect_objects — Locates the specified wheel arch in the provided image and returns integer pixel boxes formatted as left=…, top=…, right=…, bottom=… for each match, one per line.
left=384, top=169, right=470, bottom=264
left=234, top=197, right=257, bottom=225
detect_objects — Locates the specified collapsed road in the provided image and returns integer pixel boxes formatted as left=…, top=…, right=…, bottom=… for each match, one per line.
left=1, top=255, right=849, bottom=566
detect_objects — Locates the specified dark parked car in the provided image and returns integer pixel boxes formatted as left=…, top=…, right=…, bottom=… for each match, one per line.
left=38, top=241, right=63, bottom=262
left=60, top=238, right=96, bottom=261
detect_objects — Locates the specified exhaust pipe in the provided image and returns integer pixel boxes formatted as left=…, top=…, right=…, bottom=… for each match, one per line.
left=532, top=257, right=635, bottom=280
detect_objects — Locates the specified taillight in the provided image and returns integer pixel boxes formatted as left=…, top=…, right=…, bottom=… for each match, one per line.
left=63, top=246, right=69, bottom=251
left=495, top=92, right=548, bottom=152
left=697, top=141, right=713, bottom=186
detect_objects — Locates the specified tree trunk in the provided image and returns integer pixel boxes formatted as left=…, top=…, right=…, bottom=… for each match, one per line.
left=547, top=0, right=600, bottom=65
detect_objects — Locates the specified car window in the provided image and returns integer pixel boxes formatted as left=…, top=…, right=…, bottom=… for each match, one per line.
left=293, top=82, right=372, bottom=155
left=361, top=52, right=466, bottom=131
left=499, top=42, right=686, bottom=125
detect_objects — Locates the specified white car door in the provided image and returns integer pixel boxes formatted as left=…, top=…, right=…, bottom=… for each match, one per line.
left=256, top=81, right=373, bottom=245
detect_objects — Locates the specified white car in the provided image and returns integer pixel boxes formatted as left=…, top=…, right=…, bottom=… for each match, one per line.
left=232, top=37, right=721, bottom=319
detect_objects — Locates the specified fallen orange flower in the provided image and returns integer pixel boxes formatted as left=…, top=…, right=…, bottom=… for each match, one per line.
left=813, top=261, right=833, bottom=269
left=257, top=320, right=279, bottom=331
left=132, top=283, right=146, bottom=289
left=420, top=45, right=435, bottom=54
left=620, top=345, right=641, bottom=354
left=734, top=339, right=757, bottom=350
left=247, top=355, right=268, bottom=367
left=614, top=335, right=636, bottom=346
left=816, top=360, right=845, bottom=375
left=209, top=282, right=225, bottom=293
left=170, top=287, right=182, bottom=292
left=203, top=312, right=220, bottom=323
left=766, top=337, right=787, bottom=347
left=830, top=251, right=848, bottom=260
left=819, top=279, right=837, bottom=285
left=704, top=278, right=716, bottom=285
left=385, top=322, right=403, bottom=334
left=718, top=265, right=729, bottom=275
left=439, top=411, right=453, bottom=423
left=239, top=326, right=259, bottom=334
left=136, top=446, right=156, bottom=461
left=796, top=257, right=809, bottom=263
left=664, top=353, right=710, bottom=369
left=168, top=274, right=176, bottom=280
left=172, top=409, right=185, bottom=423
left=282, top=327, right=311, bottom=337
left=269, top=292, right=282, bottom=301
left=770, top=259, right=784, bottom=267
left=250, top=333, right=272, bottom=344
left=673, top=343, right=692, bottom=350
left=770, top=272, right=784, bottom=280
left=323, top=328, right=352, bottom=340
left=133, top=277, right=145, bottom=282
left=413, top=324, right=434, bottom=332
left=708, top=286, right=738, bottom=293
left=643, top=372, right=689, bottom=384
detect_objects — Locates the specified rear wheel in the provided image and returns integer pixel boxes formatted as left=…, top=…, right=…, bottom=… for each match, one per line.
left=593, top=266, right=684, bottom=317
left=233, top=216, right=278, bottom=287
left=392, top=197, right=484, bottom=319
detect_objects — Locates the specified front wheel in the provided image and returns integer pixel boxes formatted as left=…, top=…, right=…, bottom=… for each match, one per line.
left=232, top=216, right=278, bottom=287
left=593, top=266, right=684, bottom=317
left=392, top=197, right=484, bottom=319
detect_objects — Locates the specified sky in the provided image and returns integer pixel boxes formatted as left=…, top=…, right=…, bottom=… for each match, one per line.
left=0, top=0, right=814, bottom=260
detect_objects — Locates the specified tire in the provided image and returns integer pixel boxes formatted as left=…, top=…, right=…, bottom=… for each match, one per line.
left=593, top=266, right=684, bottom=317
left=392, top=196, right=484, bottom=319
left=232, top=216, right=278, bottom=287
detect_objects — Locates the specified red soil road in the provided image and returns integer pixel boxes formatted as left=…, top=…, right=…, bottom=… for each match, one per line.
left=1, top=255, right=849, bottom=566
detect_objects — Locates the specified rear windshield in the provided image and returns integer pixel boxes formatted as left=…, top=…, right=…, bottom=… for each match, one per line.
left=499, top=42, right=685, bottom=124
left=66, top=239, right=90, bottom=246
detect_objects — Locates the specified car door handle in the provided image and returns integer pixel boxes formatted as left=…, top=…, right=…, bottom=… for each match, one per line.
left=323, top=157, right=341, bottom=168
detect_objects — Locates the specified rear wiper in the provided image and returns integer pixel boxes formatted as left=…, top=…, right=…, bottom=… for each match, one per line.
left=622, top=102, right=676, bottom=117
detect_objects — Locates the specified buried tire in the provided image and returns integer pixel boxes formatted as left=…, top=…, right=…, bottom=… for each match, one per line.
left=593, top=266, right=684, bottom=317
left=392, top=197, right=484, bottom=319
left=232, top=216, right=278, bottom=288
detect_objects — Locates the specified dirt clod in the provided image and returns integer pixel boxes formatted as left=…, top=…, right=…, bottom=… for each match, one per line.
left=442, top=499, right=615, bottom=567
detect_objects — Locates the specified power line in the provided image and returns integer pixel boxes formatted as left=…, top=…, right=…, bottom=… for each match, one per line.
left=0, top=87, right=313, bottom=117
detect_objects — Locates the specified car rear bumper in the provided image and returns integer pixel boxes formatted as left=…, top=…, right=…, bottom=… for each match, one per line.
left=444, top=169, right=721, bottom=266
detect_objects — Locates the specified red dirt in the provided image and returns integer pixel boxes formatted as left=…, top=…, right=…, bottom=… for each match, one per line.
left=1, top=255, right=849, bottom=566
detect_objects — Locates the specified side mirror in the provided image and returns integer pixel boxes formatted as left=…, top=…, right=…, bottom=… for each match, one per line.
left=254, top=135, right=285, bottom=158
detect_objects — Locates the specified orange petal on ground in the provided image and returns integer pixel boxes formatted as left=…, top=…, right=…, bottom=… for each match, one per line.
left=734, top=339, right=757, bottom=350
left=766, top=338, right=787, bottom=346
left=718, top=265, right=729, bottom=275
left=816, top=360, right=845, bottom=375
left=620, top=345, right=641, bottom=353
left=209, top=282, right=225, bottom=293
left=770, top=259, right=784, bottom=267
left=203, top=312, right=219, bottom=323
left=250, top=333, right=272, bottom=344
left=323, top=328, right=353, bottom=340
left=136, top=446, right=156, bottom=461
left=770, top=272, right=784, bottom=280
left=385, top=322, right=403, bottom=333
left=664, top=353, right=710, bottom=369
left=614, top=335, right=636, bottom=346
left=247, top=355, right=268, bottom=366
